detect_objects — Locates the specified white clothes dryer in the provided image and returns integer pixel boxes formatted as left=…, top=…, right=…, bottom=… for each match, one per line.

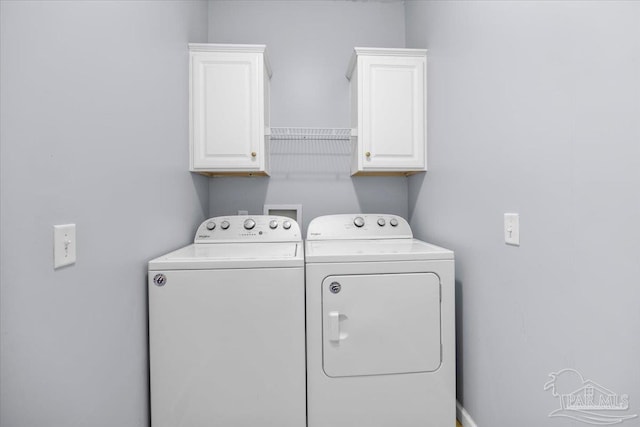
left=148, top=216, right=306, bottom=427
left=305, top=214, right=456, bottom=427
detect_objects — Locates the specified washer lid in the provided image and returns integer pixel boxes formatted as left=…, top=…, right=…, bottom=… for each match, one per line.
left=305, top=238, right=453, bottom=263
left=149, top=242, right=303, bottom=270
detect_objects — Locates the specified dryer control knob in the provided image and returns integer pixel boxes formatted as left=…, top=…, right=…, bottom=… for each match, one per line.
left=269, top=220, right=278, bottom=229
left=377, top=218, right=386, bottom=227
left=244, top=219, right=256, bottom=230
left=354, top=217, right=365, bottom=228
left=283, top=221, right=292, bottom=230
left=206, top=221, right=216, bottom=230
left=220, top=220, right=230, bottom=230
left=390, top=218, right=399, bottom=227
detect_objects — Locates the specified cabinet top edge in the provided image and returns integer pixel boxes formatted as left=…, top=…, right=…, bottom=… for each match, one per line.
left=189, top=43, right=267, bottom=52
left=346, top=47, right=427, bottom=79
left=188, top=43, right=272, bottom=78
left=354, top=47, right=428, bottom=55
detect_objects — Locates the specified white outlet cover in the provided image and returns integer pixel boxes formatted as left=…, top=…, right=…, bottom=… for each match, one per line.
left=54, top=224, right=76, bottom=268
left=504, top=213, right=520, bottom=246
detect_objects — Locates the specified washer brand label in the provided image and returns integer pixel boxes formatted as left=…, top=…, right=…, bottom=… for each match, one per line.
left=153, top=274, right=167, bottom=287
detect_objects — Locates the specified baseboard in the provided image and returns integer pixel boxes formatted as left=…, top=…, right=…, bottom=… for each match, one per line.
left=456, top=401, right=478, bottom=427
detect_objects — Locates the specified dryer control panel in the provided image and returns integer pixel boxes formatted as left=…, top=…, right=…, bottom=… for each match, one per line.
left=306, top=214, right=412, bottom=240
left=194, top=215, right=302, bottom=243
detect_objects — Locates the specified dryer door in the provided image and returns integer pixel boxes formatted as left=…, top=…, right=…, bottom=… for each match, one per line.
left=322, top=273, right=441, bottom=377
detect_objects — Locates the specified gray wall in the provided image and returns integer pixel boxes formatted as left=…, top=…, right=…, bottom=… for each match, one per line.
left=207, top=0, right=408, bottom=232
left=405, top=1, right=640, bottom=426
left=5, top=2, right=638, bottom=427
left=0, top=2, right=208, bottom=426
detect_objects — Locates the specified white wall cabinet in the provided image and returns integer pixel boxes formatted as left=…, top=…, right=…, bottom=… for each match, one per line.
left=189, top=44, right=271, bottom=176
left=347, top=48, right=427, bottom=176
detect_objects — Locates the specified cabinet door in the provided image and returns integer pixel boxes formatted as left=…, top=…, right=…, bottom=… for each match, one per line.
left=191, top=51, right=264, bottom=171
left=360, top=55, right=426, bottom=171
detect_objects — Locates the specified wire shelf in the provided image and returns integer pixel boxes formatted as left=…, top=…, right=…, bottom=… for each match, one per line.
left=270, top=127, right=351, bottom=141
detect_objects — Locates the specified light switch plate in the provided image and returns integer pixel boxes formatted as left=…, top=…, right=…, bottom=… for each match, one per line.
left=54, top=224, right=76, bottom=268
left=504, top=213, right=520, bottom=246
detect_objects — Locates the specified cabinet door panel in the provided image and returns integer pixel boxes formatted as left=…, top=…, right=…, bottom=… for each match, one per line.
left=359, top=55, right=426, bottom=171
left=192, top=52, right=261, bottom=170
left=369, top=65, right=415, bottom=156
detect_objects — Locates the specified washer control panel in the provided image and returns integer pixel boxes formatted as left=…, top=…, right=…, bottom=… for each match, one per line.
left=195, top=216, right=302, bottom=243
left=306, top=214, right=412, bottom=240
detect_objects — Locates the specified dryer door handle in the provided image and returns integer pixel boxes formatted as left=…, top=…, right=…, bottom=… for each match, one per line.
left=328, top=311, right=341, bottom=342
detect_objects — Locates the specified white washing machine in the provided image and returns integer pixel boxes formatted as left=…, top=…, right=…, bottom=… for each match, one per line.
left=148, top=216, right=306, bottom=427
left=305, top=214, right=456, bottom=427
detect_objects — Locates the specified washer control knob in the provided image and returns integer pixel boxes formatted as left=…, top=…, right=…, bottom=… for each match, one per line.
left=244, top=219, right=256, bottom=230
left=390, top=218, right=399, bottom=227
left=269, top=220, right=278, bottom=229
left=354, top=216, right=365, bottom=228
left=377, top=218, right=386, bottom=227
left=283, top=220, right=292, bottom=230
left=206, top=221, right=216, bottom=230
left=220, top=220, right=230, bottom=230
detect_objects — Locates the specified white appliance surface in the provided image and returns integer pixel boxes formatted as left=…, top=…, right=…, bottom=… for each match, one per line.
left=149, top=242, right=302, bottom=270
left=306, top=238, right=452, bottom=263
left=148, top=216, right=305, bottom=427
left=305, top=214, right=456, bottom=427
left=322, top=272, right=442, bottom=377
left=306, top=213, right=413, bottom=240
